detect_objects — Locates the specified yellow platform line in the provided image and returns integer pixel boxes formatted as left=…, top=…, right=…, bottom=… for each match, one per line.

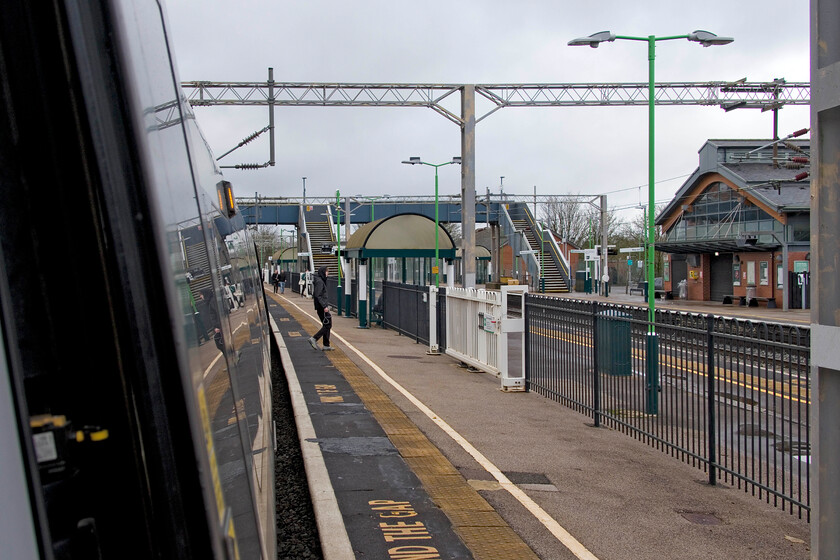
left=274, top=294, right=541, bottom=560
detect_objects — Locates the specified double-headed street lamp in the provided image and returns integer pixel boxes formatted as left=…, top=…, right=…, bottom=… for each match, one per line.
left=402, top=156, right=462, bottom=287
left=569, top=29, right=733, bottom=414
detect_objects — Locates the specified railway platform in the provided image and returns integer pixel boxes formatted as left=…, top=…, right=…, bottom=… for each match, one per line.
left=552, top=288, right=811, bottom=325
left=265, top=290, right=810, bottom=560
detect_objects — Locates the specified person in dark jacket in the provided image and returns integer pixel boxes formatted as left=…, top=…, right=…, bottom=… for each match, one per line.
left=278, top=269, right=287, bottom=294
left=308, top=266, right=333, bottom=351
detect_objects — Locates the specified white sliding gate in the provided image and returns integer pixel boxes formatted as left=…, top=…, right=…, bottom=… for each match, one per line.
left=444, top=285, right=528, bottom=391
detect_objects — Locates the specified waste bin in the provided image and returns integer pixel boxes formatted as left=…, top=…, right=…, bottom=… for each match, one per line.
left=596, top=309, right=632, bottom=376
left=584, top=277, right=592, bottom=294
left=639, top=281, right=648, bottom=300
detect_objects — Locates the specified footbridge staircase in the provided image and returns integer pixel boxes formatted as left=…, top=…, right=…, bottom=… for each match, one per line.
left=300, top=205, right=339, bottom=277
left=501, top=203, right=571, bottom=293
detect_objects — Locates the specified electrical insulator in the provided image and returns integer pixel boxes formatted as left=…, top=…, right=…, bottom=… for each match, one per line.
left=785, top=162, right=804, bottom=169
left=791, top=156, right=809, bottom=164
left=784, top=142, right=805, bottom=153
left=794, top=172, right=809, bottom=181
left=240, top=131, right=261, bottom=145
left=791, top=128, right=809, bottom=138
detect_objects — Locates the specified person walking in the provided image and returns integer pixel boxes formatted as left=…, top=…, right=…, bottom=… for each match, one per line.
left=223, top=279, right=236, bottom=310
left=271, top=271, right=279, bottom=294
left=278, top=269, right=287, bottom=294
left=308, top=266, right=333, bottom=351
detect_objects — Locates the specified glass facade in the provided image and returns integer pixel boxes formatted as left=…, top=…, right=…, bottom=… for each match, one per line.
left=665, top=182, right=784, bottom=243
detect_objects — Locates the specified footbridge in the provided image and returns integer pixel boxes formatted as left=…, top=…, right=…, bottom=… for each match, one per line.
left=246, top=196, right=572, bottom=293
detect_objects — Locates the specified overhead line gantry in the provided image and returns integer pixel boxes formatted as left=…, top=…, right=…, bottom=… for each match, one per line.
left=176, top=71, right=810, bottom=288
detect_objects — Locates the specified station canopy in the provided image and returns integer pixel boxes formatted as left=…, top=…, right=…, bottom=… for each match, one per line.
left=271, top=246, right=298, bottom=262
left=456, top=245, right=491, bottom=260
left=343, top=213, right=456, bottom=259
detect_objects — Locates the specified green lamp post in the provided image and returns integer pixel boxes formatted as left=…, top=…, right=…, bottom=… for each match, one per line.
left=569, top=29, right=733, bottom=414
left=402, top=156, right=462, bottom=287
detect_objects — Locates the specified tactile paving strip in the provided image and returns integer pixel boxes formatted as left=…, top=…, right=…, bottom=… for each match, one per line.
left=277, top=295, right=540, bottom=560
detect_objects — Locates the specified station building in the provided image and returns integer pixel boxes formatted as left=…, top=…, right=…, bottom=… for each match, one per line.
left=656, top=139, right=811, bottom=307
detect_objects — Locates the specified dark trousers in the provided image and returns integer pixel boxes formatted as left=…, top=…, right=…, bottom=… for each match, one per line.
left=313, top=305, right=331, bottom=347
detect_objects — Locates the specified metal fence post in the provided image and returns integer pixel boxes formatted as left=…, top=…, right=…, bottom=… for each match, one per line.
left=524, top=293, right=530, bottom=391
left=592, top=300, right=600, bottom=427
left=428, top=286, right=439, bottom=354
left=706, top=314, right=717, bottom=486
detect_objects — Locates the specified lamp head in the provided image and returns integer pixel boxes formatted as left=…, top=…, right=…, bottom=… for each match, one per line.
left=452, top=156, right=462, bottom=164
left=688, top=30, right=734, bottom=47
left=568, top=31, right=615, bottom=48
left=402, top=156, right=422, bottom=165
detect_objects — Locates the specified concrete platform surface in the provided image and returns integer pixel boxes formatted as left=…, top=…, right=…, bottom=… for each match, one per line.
left=273, top=291, right=811, bottom=560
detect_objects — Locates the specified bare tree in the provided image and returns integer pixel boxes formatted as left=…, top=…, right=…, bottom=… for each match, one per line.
left=442, top=222, right=462, bottom=246
left=250, top=225, right=282, bottom=261
left=612, top=204, right=667, bottom=279
left=539, top=195, right=621, bottom=248
left=613, top=205, right=666, bottom=247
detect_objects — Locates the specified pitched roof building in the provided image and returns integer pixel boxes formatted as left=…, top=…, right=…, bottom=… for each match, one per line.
left=655, top=139, right=810, bottom=308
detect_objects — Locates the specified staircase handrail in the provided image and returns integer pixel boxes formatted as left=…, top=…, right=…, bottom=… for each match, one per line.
left=299, top=205, right=315, bottom=273
left=501, top=204, right=540, bottom=281
left=325, top=203, right=346, bottom=279
left=522, top=205, right=571, bottom=289
left=544, top=226, right=571, bottom=277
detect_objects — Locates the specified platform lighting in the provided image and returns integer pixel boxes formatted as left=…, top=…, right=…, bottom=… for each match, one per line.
left=402, top=156, right=462, bottom=287
left=569, top=28, right=733, bottom=415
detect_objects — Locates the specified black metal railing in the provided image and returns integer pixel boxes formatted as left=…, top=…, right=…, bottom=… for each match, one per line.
left=290, top=272, right=301, bottom=295
left=526, top=294, right=810, bottom=519
left=326, top=276, right=338, bottom=308
left=380, top=282, right=446, bottom=349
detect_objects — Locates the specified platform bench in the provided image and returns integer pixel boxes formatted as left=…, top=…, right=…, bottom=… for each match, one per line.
left=748, top=297, right=777, bottom=308
left=722, top=294, right=748, bottom=305
left=629, top=282, right=645, bottom=296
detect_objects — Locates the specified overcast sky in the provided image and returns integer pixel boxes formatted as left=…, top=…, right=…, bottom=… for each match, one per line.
left=164, top=1, right=810, bottom=220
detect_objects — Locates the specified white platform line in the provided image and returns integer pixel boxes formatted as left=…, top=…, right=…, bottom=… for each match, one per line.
left=284, top=298, right=600, bottom=560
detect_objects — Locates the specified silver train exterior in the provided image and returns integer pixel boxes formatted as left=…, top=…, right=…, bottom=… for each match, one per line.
left=0, top=1, right=276, bottom=558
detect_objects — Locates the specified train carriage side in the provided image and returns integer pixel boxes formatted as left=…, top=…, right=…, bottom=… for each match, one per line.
left=0, top=1, right=275, bottom=558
